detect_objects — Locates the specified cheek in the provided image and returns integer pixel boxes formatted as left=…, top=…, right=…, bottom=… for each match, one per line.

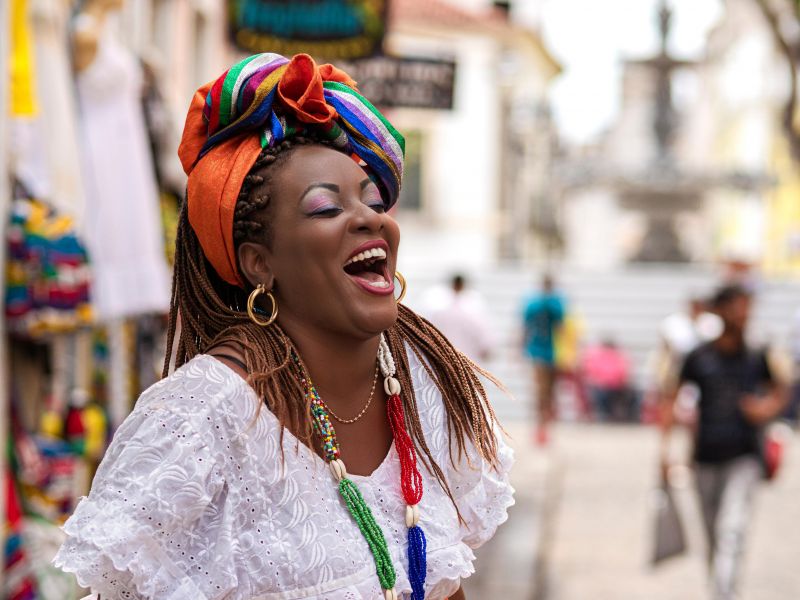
left=383, top=214, right=401, bottom=252
left=271, top=221, right=343, bottom=284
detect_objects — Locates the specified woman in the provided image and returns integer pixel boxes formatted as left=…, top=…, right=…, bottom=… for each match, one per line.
left=54, top=53, right=513, bottom=600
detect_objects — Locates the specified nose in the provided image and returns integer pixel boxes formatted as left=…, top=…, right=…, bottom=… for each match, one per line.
left=348, top=201, right=384, bottom=234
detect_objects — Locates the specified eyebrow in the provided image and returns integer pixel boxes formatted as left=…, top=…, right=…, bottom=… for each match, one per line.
left=299, top=182, right=339, bottom=200
left=299, top=179, right=374, bottom=200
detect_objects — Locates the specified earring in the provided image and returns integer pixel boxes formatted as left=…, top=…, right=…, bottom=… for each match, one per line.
left=247, top=283, right=278, bottom=326
left=394, top=271, right=407, bottom=304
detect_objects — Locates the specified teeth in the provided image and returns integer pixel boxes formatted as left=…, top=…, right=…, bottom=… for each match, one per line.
left=368, top=280, right=390, bottom=288
left=345, top=247, right=387, bottom=266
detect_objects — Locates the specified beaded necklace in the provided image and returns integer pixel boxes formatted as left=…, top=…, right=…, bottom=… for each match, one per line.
left=291, top=335, right=427, bottom=600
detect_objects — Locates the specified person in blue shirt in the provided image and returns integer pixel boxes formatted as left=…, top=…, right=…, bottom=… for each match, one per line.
left=523, top=275, right=565, bottom=445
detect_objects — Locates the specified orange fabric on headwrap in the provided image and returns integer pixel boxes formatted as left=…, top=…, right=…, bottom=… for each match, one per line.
left=277, top=55, right=355, bottom=125
left=178, top=53, right=404, bottom=288
left=179, top=82, right=260, bottom=287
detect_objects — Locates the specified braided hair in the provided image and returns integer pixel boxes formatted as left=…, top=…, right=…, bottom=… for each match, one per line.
left=164, top=137, right=503, bottom=516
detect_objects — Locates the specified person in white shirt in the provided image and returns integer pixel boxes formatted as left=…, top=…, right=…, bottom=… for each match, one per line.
left=423, top=274, right=495, bottom=365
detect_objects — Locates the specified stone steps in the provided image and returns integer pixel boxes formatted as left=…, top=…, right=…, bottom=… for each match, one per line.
left=402, top=263, right=800, bottom=422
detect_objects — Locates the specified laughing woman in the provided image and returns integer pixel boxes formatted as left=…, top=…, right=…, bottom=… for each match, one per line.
left=54, top=53, right=514, bottom=600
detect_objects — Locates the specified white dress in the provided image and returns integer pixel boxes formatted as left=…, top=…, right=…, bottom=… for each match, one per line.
left=74, top=14, right=170, bottom=321
left=30, top=0, right=88, bottom=229
left=53, top=353, right=514, bottom=599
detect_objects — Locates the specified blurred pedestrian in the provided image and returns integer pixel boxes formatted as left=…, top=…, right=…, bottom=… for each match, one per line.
left=423, top=274, right=495, bottom=364
left=644, top=296, right=722, bottom=425
left=660, top=285, right=788, bottom=600
left=660, top=296, right=722, bottom=360
left=554, top=311, right=589, bottom=419
left=581, top=338, right=636, bottom=422
left=522, top=274, right=565, bottom=445
left=787, top=307, right=800, bottom=422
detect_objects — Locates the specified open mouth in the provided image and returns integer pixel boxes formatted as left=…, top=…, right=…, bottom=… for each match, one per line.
left=343, top=246, right=393, bottom=294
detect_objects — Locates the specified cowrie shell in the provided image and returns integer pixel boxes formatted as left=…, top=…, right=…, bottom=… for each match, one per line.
left=383, top=376, right=401, bottom=396
left=329, top=459, right=347, bottom=482
left=405, top=503, right=420, bottom=528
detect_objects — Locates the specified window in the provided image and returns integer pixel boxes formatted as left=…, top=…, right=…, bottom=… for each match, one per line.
left=397, top=130, right=423, bottom=212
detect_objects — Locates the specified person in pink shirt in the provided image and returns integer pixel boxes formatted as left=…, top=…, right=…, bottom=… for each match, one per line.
left=581, top=338, right=636, bottom=421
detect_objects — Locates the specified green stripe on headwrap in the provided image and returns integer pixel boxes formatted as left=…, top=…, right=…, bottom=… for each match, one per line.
left=219, top=55, right=259, bottom=128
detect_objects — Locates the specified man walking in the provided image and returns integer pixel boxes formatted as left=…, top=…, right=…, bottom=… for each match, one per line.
left=660, top=285, right=787, bottom=600
left=523, top=274, right=565, bottom=445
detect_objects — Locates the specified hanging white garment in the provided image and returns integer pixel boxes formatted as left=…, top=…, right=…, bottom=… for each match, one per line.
left=29, top=0, right=88, bottom=228
left=74, top=13, right=170, bottom=321
left=9, top=0, right=49, bottom=199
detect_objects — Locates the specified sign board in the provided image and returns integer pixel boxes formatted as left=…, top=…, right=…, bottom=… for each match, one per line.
left=337, top=56, right=456, bottom=110
left=229, top=0, right=387, bottom=60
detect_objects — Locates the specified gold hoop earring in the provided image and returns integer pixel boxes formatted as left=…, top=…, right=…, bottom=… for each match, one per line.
left=394, top=271, right=407, bottom=304
left=247, top=284, right=278, bottom=326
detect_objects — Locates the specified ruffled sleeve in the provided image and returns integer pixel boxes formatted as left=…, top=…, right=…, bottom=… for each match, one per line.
left=451, top=427, right=515, bottom=549
left=53, top=403, right=233, bottom=599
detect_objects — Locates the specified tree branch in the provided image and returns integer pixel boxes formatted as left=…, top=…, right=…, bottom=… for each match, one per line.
left=755, top=0, right=800, bottom=164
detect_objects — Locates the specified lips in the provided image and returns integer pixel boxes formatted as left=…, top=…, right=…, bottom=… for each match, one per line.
left=343, top=241, right=394, bottom=296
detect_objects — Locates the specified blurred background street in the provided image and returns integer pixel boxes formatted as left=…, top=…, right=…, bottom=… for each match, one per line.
left=461, top=423, right=800, bottom=600
left=3, top=0, right=800, bottom=597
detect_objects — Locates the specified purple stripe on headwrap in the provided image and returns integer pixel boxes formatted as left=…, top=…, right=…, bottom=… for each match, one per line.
left=332, top=102, right=400, bottom=204
left=238, top=58, right=289, bottom=116
left=325, top=89, right=402, bottom=169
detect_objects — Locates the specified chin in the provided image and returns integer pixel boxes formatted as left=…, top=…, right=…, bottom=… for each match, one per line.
left=350, top=301, right=398, bottom=338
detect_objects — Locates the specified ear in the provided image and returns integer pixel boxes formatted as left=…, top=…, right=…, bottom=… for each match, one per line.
left=237, top=242, right=276, bottom=290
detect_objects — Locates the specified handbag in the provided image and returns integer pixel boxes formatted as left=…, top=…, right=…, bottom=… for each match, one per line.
left=651, top=480, right=687, bottom=565
left=760, top=422, right=790, bottom=481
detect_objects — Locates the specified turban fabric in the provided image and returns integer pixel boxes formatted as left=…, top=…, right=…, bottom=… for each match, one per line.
left=178, top=53, right=405, bottom=287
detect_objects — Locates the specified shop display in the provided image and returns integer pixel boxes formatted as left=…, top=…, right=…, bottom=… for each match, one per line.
left=5, top=196, right=92, bottom=338
left=3, top=1, right=176, bottom=592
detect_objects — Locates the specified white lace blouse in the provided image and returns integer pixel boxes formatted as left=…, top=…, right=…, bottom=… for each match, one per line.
left=54, top=352, right=514, bottom=599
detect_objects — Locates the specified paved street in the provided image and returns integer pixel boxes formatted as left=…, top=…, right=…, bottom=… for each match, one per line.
left=463, top=422, right=553, bottom=600
left=463, top=422, right=800, bottom=600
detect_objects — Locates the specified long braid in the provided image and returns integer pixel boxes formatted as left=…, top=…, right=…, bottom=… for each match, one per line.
left=164, top=138, right=504, bottom=517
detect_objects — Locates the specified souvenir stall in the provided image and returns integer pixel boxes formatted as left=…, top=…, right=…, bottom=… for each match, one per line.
left=1, top=0, right=192, bottom=595
left=2, top=0, right=390, bottom=591
left=1, top=0, right=12, bottom=590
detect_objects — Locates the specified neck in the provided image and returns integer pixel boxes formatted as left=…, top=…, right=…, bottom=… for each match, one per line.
left=279, top=319, right=382, bottom=406
left=715, top=327, right=744, bottom=353
left=83, top=3, right=111, bottom=23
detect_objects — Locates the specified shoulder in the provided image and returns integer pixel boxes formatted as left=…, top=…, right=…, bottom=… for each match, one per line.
left=681, top=342, right=718, bottom=381
left=136, top=354, right=260, bottom=439
left=71, top=13, right=100, bottom=71
left=205, top=343, right=249, bottom=380
left=406, top=342, right=511, bottom=470
left=686, top=342, right=712, bottom=362
left=523, top=295, right=540, bottom=312
left=747, top=345, right=780, bottom=369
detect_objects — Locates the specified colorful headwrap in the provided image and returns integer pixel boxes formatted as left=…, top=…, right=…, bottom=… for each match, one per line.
left=178, top=53, right=405, bottom=287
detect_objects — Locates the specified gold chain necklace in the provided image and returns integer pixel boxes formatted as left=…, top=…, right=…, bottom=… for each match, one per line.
left=324, top=362, right=380, bottom=424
